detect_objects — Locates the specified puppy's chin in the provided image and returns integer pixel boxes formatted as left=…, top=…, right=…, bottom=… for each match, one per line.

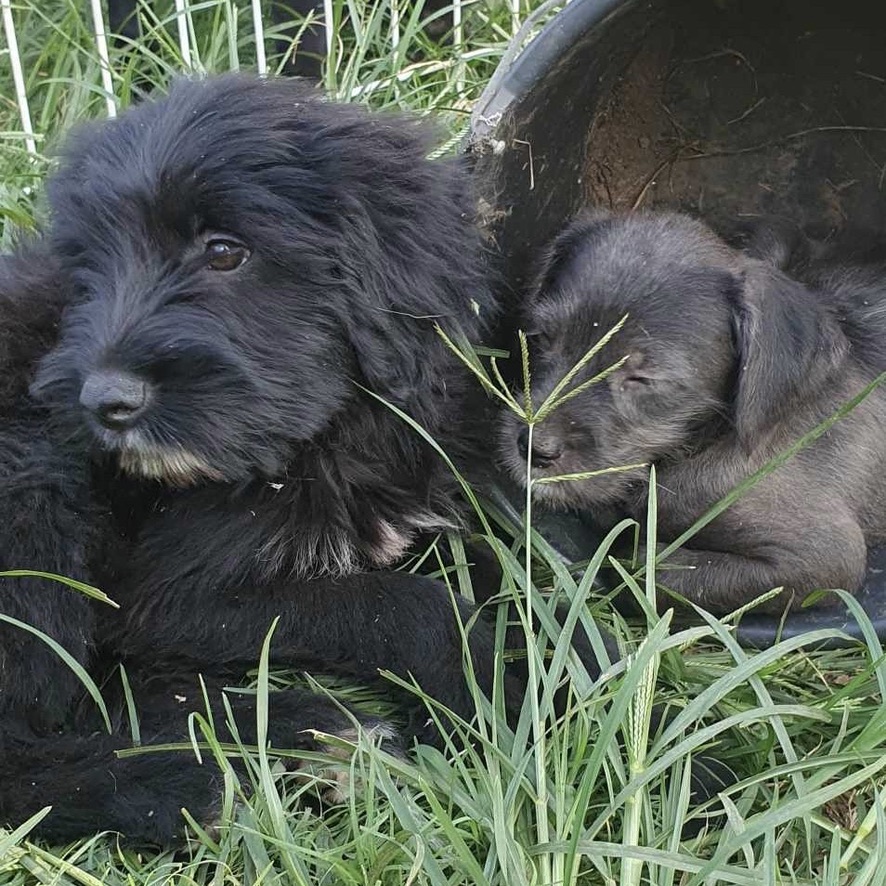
left=114, top=441, right=225, bottom=487
left=117, top=446, right=224, bottom=487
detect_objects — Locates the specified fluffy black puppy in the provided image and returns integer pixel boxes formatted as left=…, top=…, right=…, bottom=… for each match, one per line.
left=0, top=249, right=96, bottom=736
left=0, top=74, right=519, bottom=844
left=38, top=74, right=493, bottom=576
left=500, top=210, right=886, bottom=614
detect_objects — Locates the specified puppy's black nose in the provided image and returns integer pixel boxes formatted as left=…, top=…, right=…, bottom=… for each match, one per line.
left=80, top=370, right=150, bottom=430
left=530, top=439, right=563, bottom=468
left=516, top=427, right=563, bottom=468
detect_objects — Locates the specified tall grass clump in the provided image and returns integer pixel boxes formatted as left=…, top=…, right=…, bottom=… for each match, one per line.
left=0, top=0, right=557, bottom=239
left=1, top=2, right=885, bottom=883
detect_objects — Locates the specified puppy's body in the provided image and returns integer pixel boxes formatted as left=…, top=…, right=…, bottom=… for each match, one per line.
left=501, top=211, right=886, bottom=613
left=0, top=75, right=524, bottom=843
left=0, top=249, right=97, bottom=734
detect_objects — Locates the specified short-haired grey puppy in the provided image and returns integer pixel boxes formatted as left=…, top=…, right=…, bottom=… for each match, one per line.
left=499, top=210, right=886, bottom=614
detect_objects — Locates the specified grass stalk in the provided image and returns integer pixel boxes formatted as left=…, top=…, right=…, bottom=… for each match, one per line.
left=522, top=424, right=552, bottom=886
left=1, top=4, right=885, bottom=884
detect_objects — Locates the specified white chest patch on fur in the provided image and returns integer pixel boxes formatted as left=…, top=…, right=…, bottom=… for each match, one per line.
left=118, top=443, right=223, bottom=486
left=368, top=520, right=415, bottom=566
left=255, top=510, right=460, bottom=579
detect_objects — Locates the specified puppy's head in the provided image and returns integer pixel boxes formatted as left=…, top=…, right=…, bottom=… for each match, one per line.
left=500, top=211, right=847, bottom=510
left=32, top=75, right=491, bottom=487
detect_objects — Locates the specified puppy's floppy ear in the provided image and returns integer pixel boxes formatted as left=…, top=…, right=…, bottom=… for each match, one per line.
left=730, top=260, right=848, bottom=447
left=342, top=284, right=454, bottom=411
left=327, top=144, right=495, bottom=422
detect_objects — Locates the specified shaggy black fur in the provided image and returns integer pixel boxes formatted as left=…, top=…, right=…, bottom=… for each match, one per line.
left=0, top=74, right=532, bottom=845
left=37, top=74, right=494, bottom=576
left=0, top=249, right=95, bottom=735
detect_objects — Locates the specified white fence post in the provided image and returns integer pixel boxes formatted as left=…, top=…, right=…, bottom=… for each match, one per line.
left=1, top=0, right=37, bottom=152
left=174, top=0, right=193, bottom=68
left=88, top=0, right=118, bottom=117
left=251, top=0, right=267, bottom=74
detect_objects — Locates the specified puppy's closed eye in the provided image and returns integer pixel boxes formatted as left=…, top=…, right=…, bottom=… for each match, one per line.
left=616, top=354, right=658, bottom=390
left=621, top=374, right=654, bottom=389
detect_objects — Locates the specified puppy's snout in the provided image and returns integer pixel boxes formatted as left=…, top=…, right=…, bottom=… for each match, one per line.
left=516, top=427, right=564, bottom=468
left=80, top=370, right=151, bottom=430
left=530, top=438, right=564, bottom=468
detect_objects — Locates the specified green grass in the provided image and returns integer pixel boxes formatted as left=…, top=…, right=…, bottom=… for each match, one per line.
left=2, top=1, right=886, bottom=883
left=0, top=0, right=536, bottom=238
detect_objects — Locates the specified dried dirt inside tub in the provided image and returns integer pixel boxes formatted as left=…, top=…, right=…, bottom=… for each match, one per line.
left=584, top=1, right=886, bottom=241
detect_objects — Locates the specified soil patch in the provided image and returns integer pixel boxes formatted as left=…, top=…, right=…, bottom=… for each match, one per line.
left=585, top=1, right=886, bottom=240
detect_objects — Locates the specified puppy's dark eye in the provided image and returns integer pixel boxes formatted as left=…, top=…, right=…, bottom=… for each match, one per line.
left=205, top=238, right=250, bottom=271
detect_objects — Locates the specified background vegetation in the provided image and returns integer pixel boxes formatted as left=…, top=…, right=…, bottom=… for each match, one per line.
left=1, top=2, right=885, bottom=883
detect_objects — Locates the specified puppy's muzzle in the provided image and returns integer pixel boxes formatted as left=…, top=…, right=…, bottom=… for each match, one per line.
left=80, top=369, right=151, bottom=431
left=516, top=427, right=563, bottom=468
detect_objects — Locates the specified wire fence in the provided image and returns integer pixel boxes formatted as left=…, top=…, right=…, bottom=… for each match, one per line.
left=0, top=0, right=566, bottom=233
left=0, top=0, right=537, bottom=148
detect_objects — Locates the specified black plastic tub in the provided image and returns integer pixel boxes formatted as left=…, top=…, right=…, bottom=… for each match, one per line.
left=467, top=0, right=886, bottom=645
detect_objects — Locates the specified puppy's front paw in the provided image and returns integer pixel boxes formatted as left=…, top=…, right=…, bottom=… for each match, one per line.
left=635, top=544, right=806, bottom=614
left=293, top=718, right=403, bottom=804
